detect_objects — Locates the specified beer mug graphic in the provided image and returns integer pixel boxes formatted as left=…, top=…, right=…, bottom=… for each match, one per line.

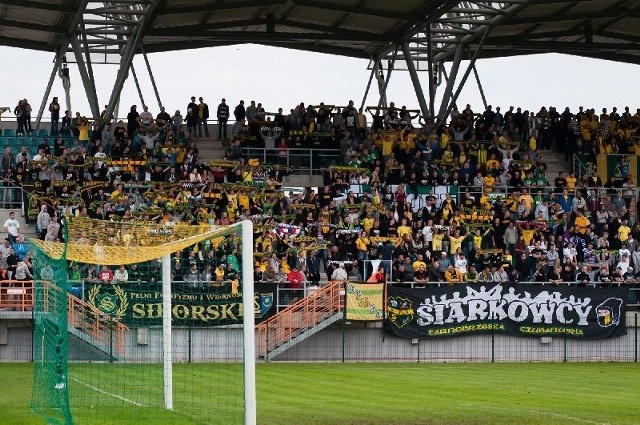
left=596, top=298, right=623, bottom=328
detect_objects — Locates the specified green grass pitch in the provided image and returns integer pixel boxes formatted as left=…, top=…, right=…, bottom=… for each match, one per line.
left=2, top=362, right=639, bottom=424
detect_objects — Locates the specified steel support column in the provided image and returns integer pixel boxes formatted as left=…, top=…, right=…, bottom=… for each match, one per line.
left=426, top=24, right=436, bottom=116
left=373, top=59, right=386, bottom=108
left=142, top=48, right=163, bottom=110
left=439, top=28, right=491, bottom=127
left=104, top=0, right=165, bottom=121
left=359, top=61, right=376, bottom=112
left=60, top=58, right=72, bottom=113
left=377, top=47, right=398, bottom=108
left=472, top=65, right=488, bottom=110
left=34, top=54, right=63, bottom=131
left=71, top=36, right=100, bottom=118
left=131, top=64, right=146, bottom=107
left=402, top=42, right=430, bottom=118
left=436, top=43, right=464, bottom=122
left=80, top=20, right=100, bottom=116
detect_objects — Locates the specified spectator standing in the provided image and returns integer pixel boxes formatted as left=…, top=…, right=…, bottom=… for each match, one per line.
left=287, top=266, right=305, bottom=304
left=22, top=99, right=32, bottom=134
left=61, top=110, right=72, bottom=136
left=126, top=105, right=139, bottom=137
left=49, top=97, right=60, bottom=136
left=217, top=98, right=230, bottom=140
left=197, top=97, right=210, bottom=138
left=171, top=110, right=183, bottom=139
left=3, top=211, right=19, bottom=244
left=186, top=96, right=198, bottom=136
left=113, top=265, right=128, bottom=284
left=12, top=235, right=28, bottom=260
left=14, top=100, right=25, bottom=135
left=45, top=216, right=61, bottom=242
left=14, top=260, right=32, bottom=281
left=98, top=265, right=114, bottom=283
left=5, top=247, right=18, bottom=280
left=37, top=206, right=51, bottom=240
left=234, top=100, right=246, bottom=122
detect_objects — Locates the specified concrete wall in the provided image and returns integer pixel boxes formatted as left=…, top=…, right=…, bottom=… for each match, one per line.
left=0, top=316, right=32, bottom=361
left=3, top=313, right=638, bottom=363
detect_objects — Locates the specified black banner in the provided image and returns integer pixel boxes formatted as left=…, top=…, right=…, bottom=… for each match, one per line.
left=86, top=282, right=278, bottom=327
left=386, top=284, right=628, bottom=339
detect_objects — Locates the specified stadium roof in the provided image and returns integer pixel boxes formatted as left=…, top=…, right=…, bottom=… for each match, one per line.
left=2, top=0, right=640, bottom=65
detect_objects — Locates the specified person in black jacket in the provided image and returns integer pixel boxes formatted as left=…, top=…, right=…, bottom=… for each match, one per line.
left=197, top=97, right=210, bottom=138
left=426, top=260, right=443, bottom=286
left=217, top=98, right=230, bottom=140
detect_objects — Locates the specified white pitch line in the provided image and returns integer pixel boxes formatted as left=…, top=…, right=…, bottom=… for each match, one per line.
left=461, top=403, right=609, bottom=425
left=70, top=377, right=146, bottom=407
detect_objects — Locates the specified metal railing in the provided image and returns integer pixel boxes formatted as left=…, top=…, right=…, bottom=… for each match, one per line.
left=242, top=147, right=342, bottom=175
left=0, top=280, right=33, bottom=311
left=572, top=153, right=593, bottom=180
left=66, top=289, right=127, bottom=358
left=255, top=280, right=344, bottom=359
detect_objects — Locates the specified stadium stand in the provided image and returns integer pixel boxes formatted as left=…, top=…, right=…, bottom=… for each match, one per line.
left=0, top=100, right=639, bottom=312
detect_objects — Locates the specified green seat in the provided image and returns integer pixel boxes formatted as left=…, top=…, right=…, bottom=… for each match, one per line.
left=3, top=129, right=13, bottom=137
left=38, top=129, right=48, bottom=137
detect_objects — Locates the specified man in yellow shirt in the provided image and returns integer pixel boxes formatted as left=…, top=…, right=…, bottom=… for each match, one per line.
left=362, top=212, right=375, bottom=235
left=396, top=219, right=412, bottom=238
left=355, top=231, right=370, bottom=260
left=444, top=265, right=463, bottom=284
left=518, top=188, right=534, bottom=212
left=485, top=154, right=500, bottom=172
left=449, top=231, right=465, bottom=255
left=483, top=174, right=496, bottom=188
left=565, top=172, right=577, bottom=191
left=412, top=254, right=427, bottom=271
left=574, top=211, right=590, bottom=234
left=617, top=219, right=631, bottom=243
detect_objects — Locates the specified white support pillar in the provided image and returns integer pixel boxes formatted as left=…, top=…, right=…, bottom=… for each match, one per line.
left=241, top=220, right=256, bottom=425
left=161, top=254, right=173, bottom=410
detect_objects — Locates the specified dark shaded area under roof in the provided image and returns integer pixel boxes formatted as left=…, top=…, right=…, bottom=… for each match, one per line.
left=1, top=0, right=639, bottom=65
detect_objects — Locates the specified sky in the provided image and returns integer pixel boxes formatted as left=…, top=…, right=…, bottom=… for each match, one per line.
left=1, top=43, right=640, bottom=122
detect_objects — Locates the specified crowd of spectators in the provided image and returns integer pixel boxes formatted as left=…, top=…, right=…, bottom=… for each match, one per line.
left=2, top=97, right=640, bottom=307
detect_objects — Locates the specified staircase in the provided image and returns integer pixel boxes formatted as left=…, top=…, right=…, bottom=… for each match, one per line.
left=256, top=281, right=345, bottom=361
left=41, top=281, right=127, bottom=360
left=67, top=293, right=127, bottom=360
left=540, top=148, right=569, bottom=181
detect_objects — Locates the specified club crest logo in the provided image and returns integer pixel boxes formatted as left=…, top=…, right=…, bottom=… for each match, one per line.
left=596, top=298, right=623, bottom=328
left=256, top=293, right=274, bottom=318
left=387, top=296, right=414, bottom=328
left=88, top=284, right=129, bottom=320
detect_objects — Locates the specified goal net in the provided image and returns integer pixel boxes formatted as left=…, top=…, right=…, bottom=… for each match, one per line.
left=30, top=216, right=255, bottom=425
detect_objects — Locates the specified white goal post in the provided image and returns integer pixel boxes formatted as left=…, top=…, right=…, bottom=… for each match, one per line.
left=160, top=219, right=256, bottom=425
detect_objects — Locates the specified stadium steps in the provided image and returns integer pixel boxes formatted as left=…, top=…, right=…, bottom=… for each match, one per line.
left=255, top=280, right=344, bottom=361
left=540, top=148, right=569, bottom=180
left=196, top=134, right=228, bottom=162
left=66, top=291, right=127, bottom=361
